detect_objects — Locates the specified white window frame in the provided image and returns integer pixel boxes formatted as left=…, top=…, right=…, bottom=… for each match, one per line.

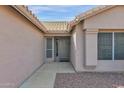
left=98, top=32, right=124, bottom=61
left=45, top=37, right=55, bottom=62
left=112, top=32, right=115, bottom=61
left=46, top=37, right=54, bottom=58
left=98, top=32, right=113, bottom=60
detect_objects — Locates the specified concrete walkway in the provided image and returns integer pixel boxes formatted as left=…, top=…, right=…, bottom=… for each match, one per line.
left=20, top=62, right=75, bottom=88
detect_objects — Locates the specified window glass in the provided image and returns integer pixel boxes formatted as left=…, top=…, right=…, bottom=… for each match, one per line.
left=46, top=38, right=52, bottom=58
left=47, top=38, right=52, bottom=49
left=114, top=33, right=124, bottom=60
left=46, top=50, right=52, bottom=58
left=98, top=33, right=112, bottom=60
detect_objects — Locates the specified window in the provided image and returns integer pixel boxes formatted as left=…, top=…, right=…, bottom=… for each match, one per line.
left=98, top=33, right=112, bottom=60
left=98, top=32, right=124, bottom=60
left=46, top=38, right=52, bottom=58
left=114, top=33, right=124, bottom=60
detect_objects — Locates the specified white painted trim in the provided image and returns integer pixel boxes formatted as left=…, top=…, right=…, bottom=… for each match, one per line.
left=52, top=37, right=55, bottom=61
left=44, top=33, right=71, bottom=36
left=45, top=37, right=54, bottom=62
left=112, top=32, right=115, bottom=61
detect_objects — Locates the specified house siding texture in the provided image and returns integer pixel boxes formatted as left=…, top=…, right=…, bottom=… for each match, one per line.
left=70, top=28, right=77, bottom=69
left=1, top=5, right=124, bottom=88
left=73, top=6, right=124, bottom=72
left=71, top=23, right=85, bottom=71
left=0, top=6, right=44, bottom=87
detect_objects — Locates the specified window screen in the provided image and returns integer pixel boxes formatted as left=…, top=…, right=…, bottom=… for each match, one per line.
left=114, top=33, right=124, bottom=60
left=47, top=38, right=52, bottom=49
left=98, top=33, right=112, bottom=60
left=46, top=50, right=52, bottom=58
left=46, top=38, right=52, bottom=58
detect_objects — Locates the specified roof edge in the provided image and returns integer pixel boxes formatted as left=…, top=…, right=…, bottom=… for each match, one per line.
left=11, top=5, right=47, bottom=32
left=42, top=21, right=70, bottom=33
left=69, top=5, right=117, bottom=31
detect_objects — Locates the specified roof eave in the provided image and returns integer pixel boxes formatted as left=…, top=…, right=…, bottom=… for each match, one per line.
left=11, top=5, right=47, bottom=33
left=69, top=5, right=117, bottom=31
left=77, top=5, right=116, bottom=22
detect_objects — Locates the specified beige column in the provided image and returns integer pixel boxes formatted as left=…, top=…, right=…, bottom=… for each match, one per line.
left=85, top=28, right=98, bottom=67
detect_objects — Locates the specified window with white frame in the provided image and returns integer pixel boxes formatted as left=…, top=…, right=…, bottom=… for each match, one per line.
left=46, top=38, right=53, bottom=58
left=98, top=32, right=124, bottom=60
left=114, top=33, right=124, bottom=60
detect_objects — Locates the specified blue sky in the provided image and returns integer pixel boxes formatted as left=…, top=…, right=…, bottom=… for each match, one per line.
left=28, top=5, right=97, bottom=21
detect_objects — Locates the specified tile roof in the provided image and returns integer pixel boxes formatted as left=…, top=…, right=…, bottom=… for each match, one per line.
left=42, top=21, right=70, bottom=33
left=70, top=5, right=116, bottom=30
left=11, top=5, right=47, bottom=32
left=76, top=5, right=115, bottom=20
left=13, top=5, right=117, bottom=33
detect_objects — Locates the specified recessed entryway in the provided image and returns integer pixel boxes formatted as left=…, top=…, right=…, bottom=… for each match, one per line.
left=45, top=36, right=70, bottom=62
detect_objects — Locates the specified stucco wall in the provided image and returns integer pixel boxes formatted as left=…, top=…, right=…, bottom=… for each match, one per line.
left=70, top=23, right=85, bottom=71
left=74, top=6, right=124, bottom=72
left=74, top=29, right=124, bottom=72
left=70, top=28, right=77, bottom=69
left=84, top=6, right=124, bottom=29
left=85, top=29, right=98, bottom=67
left=0, top=6, right=44, bottom=87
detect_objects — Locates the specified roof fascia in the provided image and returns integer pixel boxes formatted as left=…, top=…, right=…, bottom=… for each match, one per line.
left=11, top=5, right=47, bottom=33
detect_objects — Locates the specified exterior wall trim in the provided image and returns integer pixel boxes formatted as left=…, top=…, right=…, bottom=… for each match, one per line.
left=84, top=28, right=98, bottom=33
left=85, top=28, right=98, bottom=67
left=99, top=29, right=124, bottom=32
left=44, top=33, right=71, bottom=36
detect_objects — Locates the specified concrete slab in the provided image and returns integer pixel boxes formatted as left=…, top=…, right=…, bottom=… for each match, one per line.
left=20, top=62, right=75, bottom=88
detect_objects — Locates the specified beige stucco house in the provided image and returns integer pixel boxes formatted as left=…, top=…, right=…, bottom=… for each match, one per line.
left=1, top=5, right=124, bottom=87
left=70, top=5, right=124, bottom=72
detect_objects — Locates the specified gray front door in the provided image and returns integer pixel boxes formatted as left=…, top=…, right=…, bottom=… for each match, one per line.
left=55, top=37, right=70, bottom=62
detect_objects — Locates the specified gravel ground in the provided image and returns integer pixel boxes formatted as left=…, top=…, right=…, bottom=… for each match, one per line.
left=54, top=72, right=124, bottom=88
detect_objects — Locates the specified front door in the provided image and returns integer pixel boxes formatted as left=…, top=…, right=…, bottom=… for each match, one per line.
left=45, top=37, right=70, bottom=62
left=55, top=37, right=70, bottom=62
